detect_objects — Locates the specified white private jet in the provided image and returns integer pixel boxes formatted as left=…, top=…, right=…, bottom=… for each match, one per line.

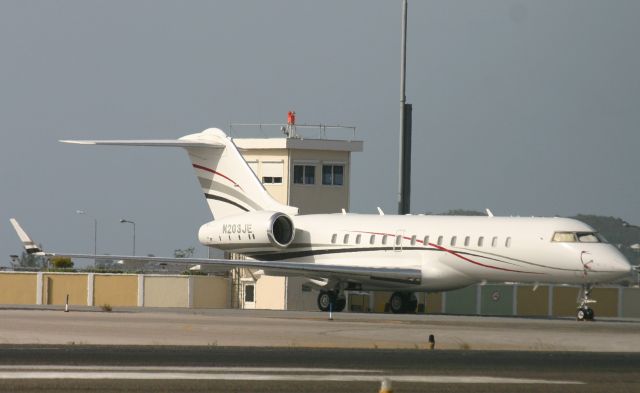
left=11, top=128, right=632, bottom=320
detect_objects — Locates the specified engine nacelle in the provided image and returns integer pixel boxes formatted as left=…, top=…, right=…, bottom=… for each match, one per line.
left=198, top=211, right=295, bottom=250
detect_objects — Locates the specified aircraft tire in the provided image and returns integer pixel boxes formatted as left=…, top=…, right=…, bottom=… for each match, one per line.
left=317, top=291, right=335, bottom=312
left=389, top=292, right=406, bottom=314
left=585, top=307, right=595, bottom=321
left=577, top=308, right=586, bottom=321
left=334, top=297, right=346, bottom=312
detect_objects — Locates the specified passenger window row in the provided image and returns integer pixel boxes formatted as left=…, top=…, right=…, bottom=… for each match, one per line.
left=330, top=233, right=512, bottom=248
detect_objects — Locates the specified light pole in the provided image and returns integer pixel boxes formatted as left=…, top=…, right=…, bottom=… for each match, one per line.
left=120, top=219, right=136, bottom=256
left=76, top=210, right=97, bottom=264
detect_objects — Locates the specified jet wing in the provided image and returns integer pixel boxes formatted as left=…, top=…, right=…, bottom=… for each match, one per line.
left=59, top=253, right=422, bottom=286
left=10, top=218, right=421, bottom=286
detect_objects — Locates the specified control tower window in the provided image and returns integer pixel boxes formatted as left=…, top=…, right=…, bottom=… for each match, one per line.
left=322, top=164, right=344, bottom=186
left=294, top=165, right=316, bottom=185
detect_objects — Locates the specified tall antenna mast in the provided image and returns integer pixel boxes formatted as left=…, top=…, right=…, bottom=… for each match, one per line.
left=398, top=0, right=412, bottom=214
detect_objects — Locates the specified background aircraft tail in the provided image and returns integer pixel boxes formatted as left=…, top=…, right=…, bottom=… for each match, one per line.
left=61, top=128, right=298, bottom=220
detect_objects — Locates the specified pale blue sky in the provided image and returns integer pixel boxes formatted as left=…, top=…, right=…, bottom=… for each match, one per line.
left=1, top=1, right=639, bottom=263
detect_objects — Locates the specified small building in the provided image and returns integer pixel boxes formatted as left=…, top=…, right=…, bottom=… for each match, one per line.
left=228, top=128, right=363, bottom=310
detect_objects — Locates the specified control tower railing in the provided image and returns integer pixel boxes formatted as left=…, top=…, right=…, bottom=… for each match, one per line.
left=228, top=122, right=357, bottom=141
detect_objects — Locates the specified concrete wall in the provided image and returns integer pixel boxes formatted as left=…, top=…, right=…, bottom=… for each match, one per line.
left=255, top=275, right=286, bottom=310
left=143, top=276, right=189, bottom=307
left=480, top=284, right=514, bottom=316
left=0, top=272, right=37, bottom=305
left=93, top=274, right=138, bottom=307
left=444, top=286, right=477, bottom=315
left=622, top=288, right=640, bottom=318
left=43, top=273, right=88, bottom=305
left=516, top=285, right=549, bottom=316
left=425, top=292, right=443, bottom=314
left=192, top=276, right=229, bottom=308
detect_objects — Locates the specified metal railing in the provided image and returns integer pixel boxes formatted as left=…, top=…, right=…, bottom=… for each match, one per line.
left=228, top=122, right=357, bottom=141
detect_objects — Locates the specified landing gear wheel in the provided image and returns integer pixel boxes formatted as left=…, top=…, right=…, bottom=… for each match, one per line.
left=577, top=307, right=595, bottom=321
left=585, top=307, right=595, bottom=321
left=334, top=297, right=346, bottom=312
left=317, top=291, right=335, bottom=312
left=389, top=292, right=406, bottom=314
left=406, top=294, right=418, bottom=314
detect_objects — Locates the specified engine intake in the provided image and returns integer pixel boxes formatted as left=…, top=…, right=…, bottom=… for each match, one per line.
left=198, top=211, right=295, bottom=250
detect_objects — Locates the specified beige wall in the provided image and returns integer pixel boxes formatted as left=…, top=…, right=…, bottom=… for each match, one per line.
left=143, top=276, right=189, bottom=307
left=290, top=150, right=350, bottom=214
left=0, top=273, right=37, bottom=305
left=255, top=275, right=286, bottom=310
left=517, top=286, right=549, bottom=316
left=94, top=275, right=138, bottom=307
left=552, top=286, right=580, bottom=317
left=43, top=274, right=87, bottom=305
left=192, top=276, right=230, bottom=308
left=425, top=292, right=443, bottom=314
left=590, top=288, right=619, bottom=318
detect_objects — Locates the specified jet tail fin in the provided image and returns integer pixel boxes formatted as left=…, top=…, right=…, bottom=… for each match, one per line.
left=9, top=218, right=46, bottom=256
left=61, top=128, right=299, bottom=220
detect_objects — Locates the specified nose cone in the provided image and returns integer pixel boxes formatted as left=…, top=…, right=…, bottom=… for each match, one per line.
left=605, top=248, right=633, bottom=278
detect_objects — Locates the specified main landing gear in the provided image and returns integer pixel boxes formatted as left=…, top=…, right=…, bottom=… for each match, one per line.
left=317, top=290, right=346, bottom=312
left=576, top=284, right=596, bottom=321
left=389, top=292, right=417, bottom=314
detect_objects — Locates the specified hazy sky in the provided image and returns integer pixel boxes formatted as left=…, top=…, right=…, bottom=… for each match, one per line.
left=1, top=1, right=639, bottom=264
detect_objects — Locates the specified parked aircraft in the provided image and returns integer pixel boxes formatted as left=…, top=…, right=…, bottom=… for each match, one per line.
left=11, top=128, right=632, bottom=320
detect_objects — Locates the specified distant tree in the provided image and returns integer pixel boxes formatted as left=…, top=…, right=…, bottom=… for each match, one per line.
left=50, top=256, right=73, bottom=269
left=15, top=251, right=46, bottom=269
left=174, top=247, right=195, bottom=258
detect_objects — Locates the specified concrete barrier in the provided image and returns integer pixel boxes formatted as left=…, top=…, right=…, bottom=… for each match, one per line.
left=43, top=273, right=88, bottom=306
left=0, top=272, right=37, bottom=305
left=93, top=274, right=138, bottom=307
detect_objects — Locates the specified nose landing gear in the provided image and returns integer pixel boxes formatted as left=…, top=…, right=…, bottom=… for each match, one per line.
left=576, top=284, right=596, bottom=321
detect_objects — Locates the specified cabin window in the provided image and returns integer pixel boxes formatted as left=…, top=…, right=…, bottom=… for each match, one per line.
left=437, top=236, right=443, bottom=246
left=464, top=236, right=470, bottom=247
left=492, top=236, right=498, bottom=247
left=356, top=234, right=362, bottom=244
left=450, top=236, right=457, bottom=246
left=331, top=234, right=337, bottom=244
left=505, top=237, right=512, bottom=247
left=343, top=234, right=349, bottom=244
left=410, top=235, right=417, bottom=246
left=423, top=236, right=429, bottom=246
left=370, top=235, right=376, bottom=245
left=478, top=236, right=484, bottom=247
left=395, top=235, right=402, bottom=246
left=382, top=235, right=388, bottom=245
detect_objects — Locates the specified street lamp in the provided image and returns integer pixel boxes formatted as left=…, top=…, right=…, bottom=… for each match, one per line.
left=119, top=219, right=136, bottom=256
left=76, top=210, right=97, bottom=263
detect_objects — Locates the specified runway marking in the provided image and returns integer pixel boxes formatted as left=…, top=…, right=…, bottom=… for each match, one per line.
left=0, top=366, right=583, bottom=384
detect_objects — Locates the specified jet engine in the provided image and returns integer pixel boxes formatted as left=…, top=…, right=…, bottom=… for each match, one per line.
left=198, top=211, right=295, bottom=250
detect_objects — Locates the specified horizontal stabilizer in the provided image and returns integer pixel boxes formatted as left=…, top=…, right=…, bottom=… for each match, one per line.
left=59, top=139, right=222, bottom=148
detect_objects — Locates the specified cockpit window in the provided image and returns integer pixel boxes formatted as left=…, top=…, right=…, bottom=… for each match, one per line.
left=552, top=231, right=606, bottom=243
left=552, top=232, right=577, bottom=242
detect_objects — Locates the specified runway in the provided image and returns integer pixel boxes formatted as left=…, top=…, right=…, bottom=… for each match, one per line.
left=0, top=308, right=638, bottom=391
left=0, top=307, right=638, bottom=351
left=0, top=345, right=637, bottom=392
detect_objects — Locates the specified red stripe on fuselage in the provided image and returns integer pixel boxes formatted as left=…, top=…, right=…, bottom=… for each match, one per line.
left=193, top=164, right=244, bottom=191
left=350, top=230, right=539, bottom=274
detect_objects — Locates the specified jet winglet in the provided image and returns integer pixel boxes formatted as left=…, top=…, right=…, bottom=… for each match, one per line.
left=9, top=218, right=46, bottom=256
